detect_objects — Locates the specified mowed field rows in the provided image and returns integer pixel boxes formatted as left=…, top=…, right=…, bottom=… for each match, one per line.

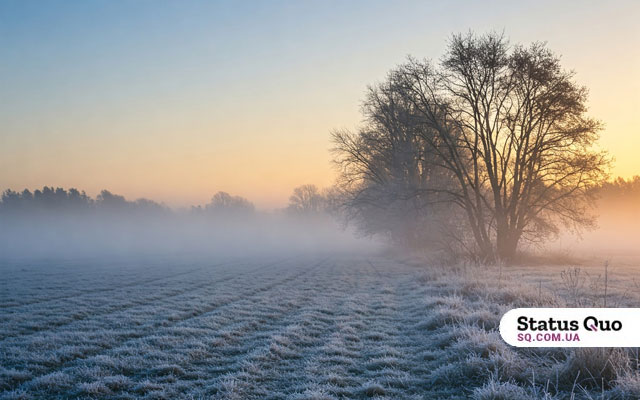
left=2, top=254, right=640, bottom=399
left=0, top=255, right=444, bottom=399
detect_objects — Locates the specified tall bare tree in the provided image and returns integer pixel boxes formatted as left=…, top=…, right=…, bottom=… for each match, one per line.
left=333, top=32, right=609, bottom=262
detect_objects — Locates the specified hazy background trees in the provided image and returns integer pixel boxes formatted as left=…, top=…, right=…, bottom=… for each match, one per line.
left=0, top=187, right=173, bottom=223
left=286, top=184, right=335, bottom=216
left=0, top=185, right=367, bottom=260
left=190, top=191, right=255, bottom=218
left=1, top=187, right=93, bottom=215
left=573, top=176, right=640, bottom=256
left=333, top=32, right=609, bottom=263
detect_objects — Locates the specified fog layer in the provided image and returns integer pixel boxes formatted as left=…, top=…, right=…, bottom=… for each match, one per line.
left=0, top=187, right=376, bottom=261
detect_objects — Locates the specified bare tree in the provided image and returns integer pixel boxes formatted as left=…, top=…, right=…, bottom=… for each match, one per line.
left=287, top=185, right=326, bottom=215
left=206, top=191, right=254, bottom=215
left=333, top=32, right=609, bottom=262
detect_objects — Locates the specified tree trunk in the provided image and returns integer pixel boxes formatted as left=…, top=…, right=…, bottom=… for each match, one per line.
left=462, top=203, right=495, bottom=263
left=496, top=226, right=519, bottom=263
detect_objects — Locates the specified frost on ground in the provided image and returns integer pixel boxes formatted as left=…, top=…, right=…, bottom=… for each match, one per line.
left=1, top=254, right=640, bottom=399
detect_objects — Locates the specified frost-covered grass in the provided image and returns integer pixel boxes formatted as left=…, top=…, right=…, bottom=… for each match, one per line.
left=1, top=254, right=639, bottom=399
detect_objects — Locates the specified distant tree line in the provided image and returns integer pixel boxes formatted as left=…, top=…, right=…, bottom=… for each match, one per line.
left=0, top=187, right=168, bottom=216
left=0, top=185, right=336, bottom=219
left=594, top=176, right=640, bottom=217
left=597, top=176, right=640, bottom=200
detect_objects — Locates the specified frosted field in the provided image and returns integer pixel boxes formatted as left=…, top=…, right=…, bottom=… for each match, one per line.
left=2, top=254, right=640, bottom=399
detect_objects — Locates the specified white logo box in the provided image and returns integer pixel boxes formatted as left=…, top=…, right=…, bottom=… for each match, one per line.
left=499, top=308, right=640, bottom=347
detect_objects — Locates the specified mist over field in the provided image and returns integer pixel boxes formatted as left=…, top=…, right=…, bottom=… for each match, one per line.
left=551, top=178, right=640, bottom=261
left=0, top=189, right=375, bottom=261
left=1, top=179, right=639, bottom=263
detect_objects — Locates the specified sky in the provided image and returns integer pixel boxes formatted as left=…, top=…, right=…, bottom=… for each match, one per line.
left=1, top=0, right=638, bottom=209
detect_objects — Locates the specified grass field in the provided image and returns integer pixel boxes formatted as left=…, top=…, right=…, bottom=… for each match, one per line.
left=1, top=253, right=640, bottom=399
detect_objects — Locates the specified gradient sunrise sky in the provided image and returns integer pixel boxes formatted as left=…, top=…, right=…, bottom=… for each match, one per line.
left=1, top=0, right=638, bottom=208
